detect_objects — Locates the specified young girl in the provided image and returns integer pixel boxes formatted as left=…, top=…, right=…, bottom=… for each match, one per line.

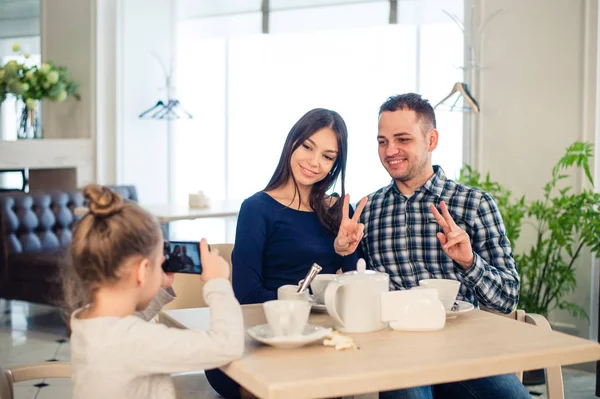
left=66, top=185, right=244, bottom=399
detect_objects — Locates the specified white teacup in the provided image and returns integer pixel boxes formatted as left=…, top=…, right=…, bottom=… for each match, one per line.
left=263, top=300, right=311, bottom=337
left=310, top=274, right=337, bottom=304
left=381, top=288, right=446, bottom=331
left=418, top=279, right=461, bottom=311
left=277, top=284, right=311, bottom=301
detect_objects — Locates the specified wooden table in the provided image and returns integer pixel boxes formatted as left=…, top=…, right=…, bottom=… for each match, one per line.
left=159, top=305, right=600, bottom=399
left=141, top=201, right=241, bottom=224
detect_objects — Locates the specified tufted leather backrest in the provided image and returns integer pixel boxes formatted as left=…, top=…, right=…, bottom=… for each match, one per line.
left=106, top=185, right=138, bottom=203
left=0, top=191, right=85, bottom=256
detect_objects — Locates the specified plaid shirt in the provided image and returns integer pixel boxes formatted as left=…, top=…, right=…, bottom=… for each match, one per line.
left=359, top=166, right=520, bottom=314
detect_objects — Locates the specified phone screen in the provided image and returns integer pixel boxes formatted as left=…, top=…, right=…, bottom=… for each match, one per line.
left=162, top=240, right=203, bottom=274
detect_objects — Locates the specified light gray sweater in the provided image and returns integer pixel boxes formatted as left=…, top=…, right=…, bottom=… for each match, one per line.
left=70, top=279, right=244, bottom=399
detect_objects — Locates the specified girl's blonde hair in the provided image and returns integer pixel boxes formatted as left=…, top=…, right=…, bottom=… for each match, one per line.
left=64, top=184, right=161, bottom=314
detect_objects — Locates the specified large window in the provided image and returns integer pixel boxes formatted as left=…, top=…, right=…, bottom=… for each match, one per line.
left=172, top=0, right=464, bottom=241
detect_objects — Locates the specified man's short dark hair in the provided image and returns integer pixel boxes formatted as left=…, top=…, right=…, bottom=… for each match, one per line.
left=379, top=93, right=437, bottom=134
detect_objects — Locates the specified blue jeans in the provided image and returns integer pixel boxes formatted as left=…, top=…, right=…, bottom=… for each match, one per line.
left=379, top=374, right=530, bottom=399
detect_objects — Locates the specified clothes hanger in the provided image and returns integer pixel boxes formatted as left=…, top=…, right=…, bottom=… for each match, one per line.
left=434, top=82, right=480, bottom=113
left=149, top=100, right=194, bottom=120
left=138, top=53, right=193, bottom=120
left=138, top=100, right=166, bottom=119
left=167, top=100, right=193, bottom=119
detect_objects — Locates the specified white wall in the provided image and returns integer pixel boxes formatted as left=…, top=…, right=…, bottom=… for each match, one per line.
left=40, top=0, right=95, bottom=141
left=96, top=0, right=117, bottom=185
left=118, top=0, right=174, bottom=204
left=470, top=0, right=598, bottom=347
left=33, top=0, right=178, bottom=197
left=37, top=0, right=96, bottom=186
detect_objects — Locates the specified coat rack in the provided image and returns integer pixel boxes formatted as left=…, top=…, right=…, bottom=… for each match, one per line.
left=434, top=7, right=504, bottom=114
left=138, top=53, right=192, bottom=205
left=138, top=53, right=193, bottom=121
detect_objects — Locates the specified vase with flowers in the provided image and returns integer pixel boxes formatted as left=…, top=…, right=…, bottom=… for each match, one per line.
left=0, top=42, right=80, bottom=139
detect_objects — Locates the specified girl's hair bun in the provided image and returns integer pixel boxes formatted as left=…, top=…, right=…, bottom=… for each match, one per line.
left=83, top=185, right=124, bottom=217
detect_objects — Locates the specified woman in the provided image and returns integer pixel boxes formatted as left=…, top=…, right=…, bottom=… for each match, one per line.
left=206, top=108, right=366, bottom=398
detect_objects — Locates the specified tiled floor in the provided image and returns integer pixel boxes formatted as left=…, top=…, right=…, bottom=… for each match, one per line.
left=0, top=299, right=597, bottom=399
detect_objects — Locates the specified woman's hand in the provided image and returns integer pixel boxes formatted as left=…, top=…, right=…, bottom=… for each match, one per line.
left=334, top=194, right=367, bottom=256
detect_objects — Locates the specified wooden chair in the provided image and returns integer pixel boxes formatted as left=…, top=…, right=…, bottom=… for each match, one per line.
left=162, top=243, right=234, bottom=310
left=483, top=307, right=565, bottom=399
left=0, top=362, right=71, bottom=399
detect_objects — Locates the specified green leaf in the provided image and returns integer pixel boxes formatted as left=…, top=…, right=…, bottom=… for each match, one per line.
left=459, top=141, right=599, bottom=320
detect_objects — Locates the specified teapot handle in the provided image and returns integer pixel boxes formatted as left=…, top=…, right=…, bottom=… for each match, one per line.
left=324, top=280, right=344, bottom=328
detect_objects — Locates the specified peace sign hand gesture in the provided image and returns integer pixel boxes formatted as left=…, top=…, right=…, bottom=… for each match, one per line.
left=334, top=194, right=368, bottom=256
left=430, top=201, right=474, bottom=270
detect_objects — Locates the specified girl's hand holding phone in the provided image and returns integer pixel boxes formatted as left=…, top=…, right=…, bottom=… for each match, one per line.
left=199, top=238, right=230, bottom=281
left=161, top=272, right=175, bottom=289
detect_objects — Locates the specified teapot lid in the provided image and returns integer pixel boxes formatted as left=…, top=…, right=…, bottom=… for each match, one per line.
left=337, top=258, right=389, bottom=282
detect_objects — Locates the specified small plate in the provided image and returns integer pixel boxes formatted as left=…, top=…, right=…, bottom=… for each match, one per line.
left=247, top=324, right=331, bottom=349
left=446, top=300, right=475, bottom=317
left=311, top=303, right=327, bottom=313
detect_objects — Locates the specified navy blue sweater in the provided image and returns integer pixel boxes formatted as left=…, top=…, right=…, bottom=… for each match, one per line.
left=232, top=192, right=358, bottom=304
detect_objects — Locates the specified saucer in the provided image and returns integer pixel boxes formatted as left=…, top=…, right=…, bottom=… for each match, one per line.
left=446, top=300, right=475, bottom=317
left=247, top=324, right=331, bottom=349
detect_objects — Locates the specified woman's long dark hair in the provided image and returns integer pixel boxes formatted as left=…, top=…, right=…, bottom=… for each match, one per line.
left=264, top=108, right=348, bottom=234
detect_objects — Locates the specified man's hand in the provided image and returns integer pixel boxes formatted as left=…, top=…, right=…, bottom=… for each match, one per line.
left=430, top=201, right=474, bottom=270
left=334, top=194, right=367, bottom=256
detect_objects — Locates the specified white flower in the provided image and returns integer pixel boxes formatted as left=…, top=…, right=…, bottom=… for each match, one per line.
left=5, top=60, right=18, bottom=74
left=47, top=71, right=59, bottom=84
left=39, top=63, right=51, bottom=75
left=54, top=90, right=67, bottom=102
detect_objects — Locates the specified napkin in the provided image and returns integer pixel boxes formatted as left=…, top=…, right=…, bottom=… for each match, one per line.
left=323, top=330, right=359, bottom=350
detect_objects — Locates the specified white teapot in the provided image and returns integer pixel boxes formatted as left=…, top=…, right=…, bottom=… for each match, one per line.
left=324, top=259, right=389, bottom=333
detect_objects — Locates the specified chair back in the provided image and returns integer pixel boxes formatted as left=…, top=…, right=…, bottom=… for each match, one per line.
left=0, top=362, right=71, bottom=399
left=480, top=306, right=564, bottom=399
left=106, top=185, right=138, bottom=202
left=162, top=243, right=233, bottom=310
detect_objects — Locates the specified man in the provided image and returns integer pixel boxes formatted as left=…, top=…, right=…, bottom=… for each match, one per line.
left=343, top=93, right=528, bottom=398
left=181, top=245, right=195, bottom=268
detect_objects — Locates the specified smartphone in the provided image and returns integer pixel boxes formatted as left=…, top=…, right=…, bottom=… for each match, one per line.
left=162, top=240, right=206, bottom=274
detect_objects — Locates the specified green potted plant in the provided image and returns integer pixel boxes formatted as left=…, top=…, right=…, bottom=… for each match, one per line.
left=0, top=42, right=80, bottom=139
left=459, top=141, right=600, bottom=384
left=460, top=141, right=600, bottom=319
